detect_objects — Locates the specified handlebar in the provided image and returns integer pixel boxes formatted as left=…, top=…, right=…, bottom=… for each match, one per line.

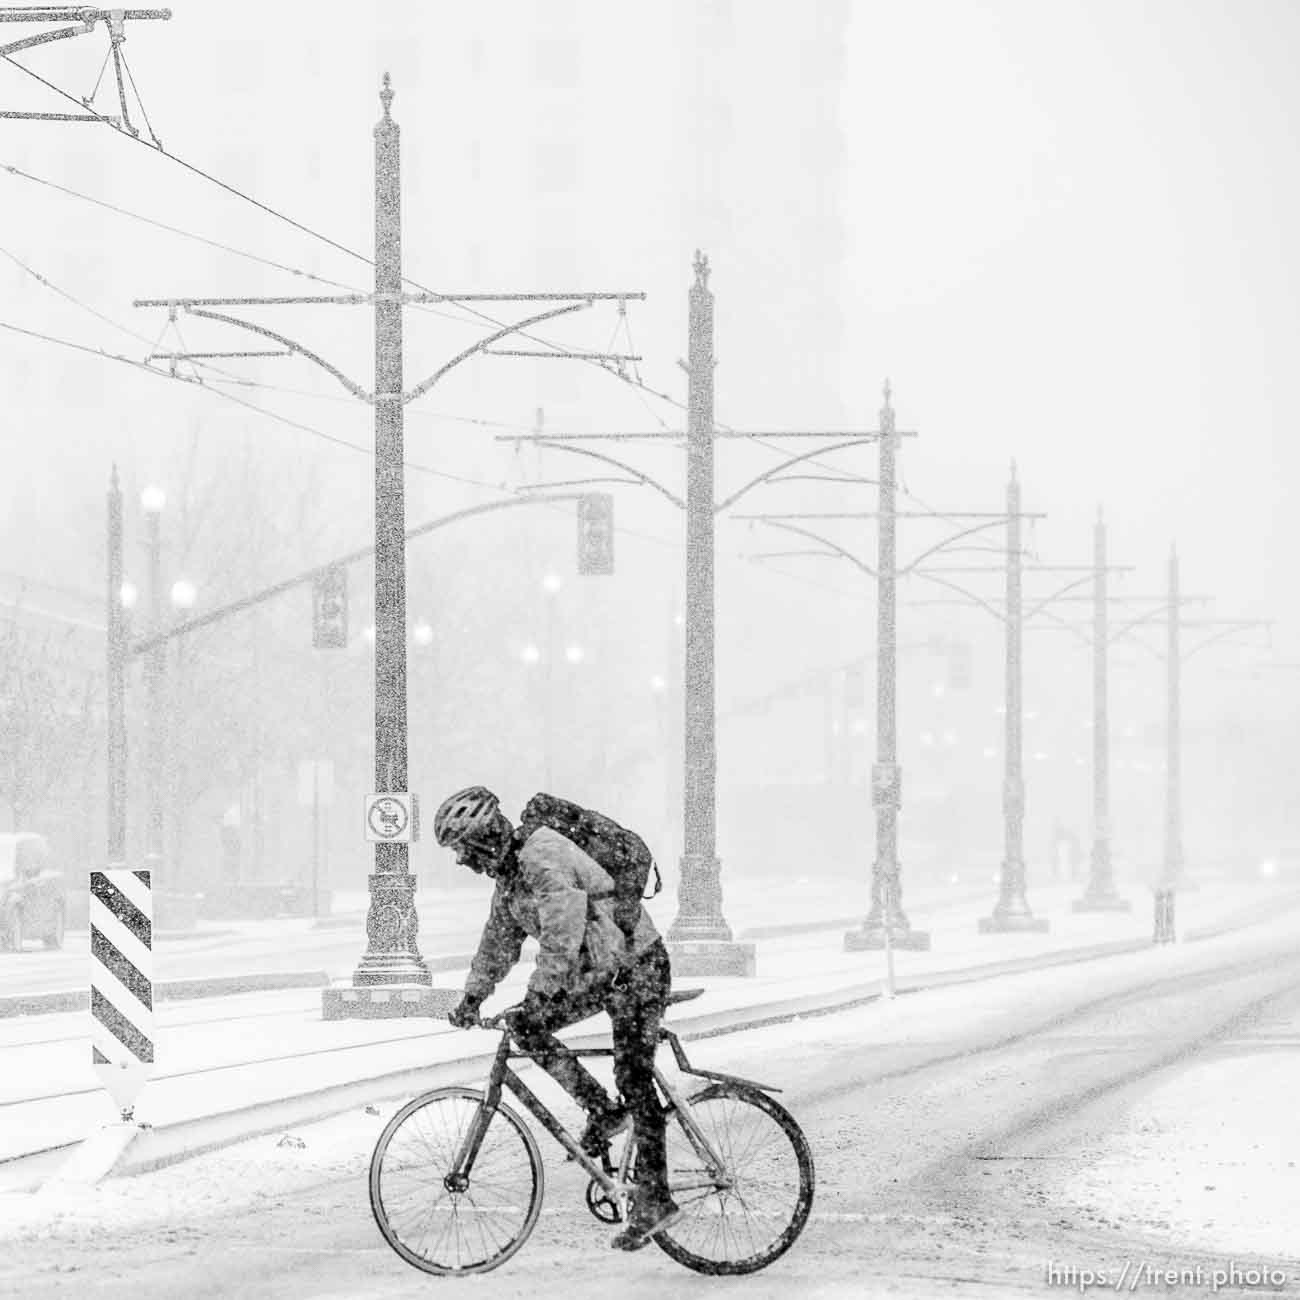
left=446, top=1006, right=519, bottom=1031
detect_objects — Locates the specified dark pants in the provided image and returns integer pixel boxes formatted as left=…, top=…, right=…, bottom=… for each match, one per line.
left=512, top=940, right=673, bottom=1196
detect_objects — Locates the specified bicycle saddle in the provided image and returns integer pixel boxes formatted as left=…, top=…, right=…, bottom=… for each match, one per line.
left=666, top=987, right=705, bottom=1005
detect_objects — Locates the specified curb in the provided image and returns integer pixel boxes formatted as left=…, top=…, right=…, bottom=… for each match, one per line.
left=0, top=970, right=331, bottom=1019
left=90, top=930, right=1193, bottom=1184
left=8, top=886, right=1291, bottom=1019
left=7, top=887, right=1299, bottom=1195
left=0, top=925, right=1213, bottom=1190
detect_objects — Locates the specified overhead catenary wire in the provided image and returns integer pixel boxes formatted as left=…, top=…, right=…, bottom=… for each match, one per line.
left=0, top=316, right=505, bottom=489
left=5, top=39, right=752, bottom=450
left=4, top=51, right=772, bottom=422
left=2, top=53, right=875, bottom=604
left=1, top=89, right=854, bottom=482
left=0, top=161, right=359, bottom=292
left=0, top=241, right=159, bottom=349
left=0, top=313, right=871, bottom=605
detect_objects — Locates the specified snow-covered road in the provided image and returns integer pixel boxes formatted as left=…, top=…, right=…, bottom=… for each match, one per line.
left=3, top=914, right=1299, bottom=1299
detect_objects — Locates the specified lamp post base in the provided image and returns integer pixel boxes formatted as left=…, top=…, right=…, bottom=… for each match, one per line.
left=665, top=853, right=754, bottom=976
left=844, top=924, right=931, bottom=952
left=322, top=983, right=458, bottom=1020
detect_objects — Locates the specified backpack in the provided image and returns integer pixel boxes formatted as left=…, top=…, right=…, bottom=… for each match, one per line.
left=518, top=792, right=662, bottom=944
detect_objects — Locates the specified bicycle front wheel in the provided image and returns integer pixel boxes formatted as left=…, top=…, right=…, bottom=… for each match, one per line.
left=656, top=1082, right=815, bottom=1275
left=369, top=1086, right=543, bottom=1276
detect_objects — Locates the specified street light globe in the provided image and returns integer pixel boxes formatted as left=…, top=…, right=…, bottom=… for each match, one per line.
left=119, top=580, right=139, bottom=610
left=564, top=644, right=585, bottom=665
left=412, top=620, right=434, bottom=647
left=521, top=643, right=541, bottom=665
left=649, top=674, right=666, bottom=693
left=170, top=579, right=197, bottom=610
left=542, top=572, right=562, bottom=595
left=140, top=485, right=166, bottom=514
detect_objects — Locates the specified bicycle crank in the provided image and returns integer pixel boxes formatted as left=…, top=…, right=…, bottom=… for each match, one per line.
left=584, top=1179, right=624, bottom=1224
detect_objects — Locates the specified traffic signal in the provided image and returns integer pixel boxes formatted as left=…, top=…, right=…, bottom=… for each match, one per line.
left=577, top=493, right=614, bottom=575
left=948, top=641, right=972, bottom=690
left=312, top=565, right=348, bottom=649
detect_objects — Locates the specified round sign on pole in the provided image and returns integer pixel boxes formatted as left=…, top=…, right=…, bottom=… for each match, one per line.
left=364, top=792, right=418, bottom=843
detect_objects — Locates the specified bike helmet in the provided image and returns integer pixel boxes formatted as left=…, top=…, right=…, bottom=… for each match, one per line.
left=434, top=786, right=501, bottom=847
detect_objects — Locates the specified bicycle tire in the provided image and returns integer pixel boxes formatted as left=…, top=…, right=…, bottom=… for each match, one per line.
left=654, top=1082, right=815, bottom=1275
left=369, top=1085, right=544, bottom=1276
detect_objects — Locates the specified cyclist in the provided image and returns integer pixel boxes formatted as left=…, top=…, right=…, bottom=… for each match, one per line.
left=435, top=785, right=682, bottom=1251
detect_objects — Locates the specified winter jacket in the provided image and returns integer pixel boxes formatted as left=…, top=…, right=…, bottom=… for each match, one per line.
left=464, top=825, right=662, bottom=1002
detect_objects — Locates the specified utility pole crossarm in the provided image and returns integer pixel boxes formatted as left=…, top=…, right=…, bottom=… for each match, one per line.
left=515, top=476, right=644, bottom=491
left=147, top=350, right=293, bottom=361
left=1023, top=570, right=1103, bottom=622
left=2, top=7, right=170, bottom=126
left=900, top=518, right=1027, bottom=576
left=744, top=549, right=841, bottom=562
left=751, top=518, right=877, bottom=579
left=483, top=349, right=642, bottom=362
left=134, top=295, right=369, bottom=307
left=523, top=439, right=684, bottom=509
left=737, top=509, right=1044, bottom=520
left=0, top=8, right=172, bottom=19
left=184, top=306, right=371, bottom=400
left=401, top=291, right=646, bottom=303
left=494, top=431, right=685, bottom=442
left=714, top=439, right=888, bottom=514
left=1181, top=621, right=1272, bottom=663
left=904, top=570, right=1012, bottom=628
left=1109, top=598, right=1215, bottom=645
left=714, top=430, right=917, bottom=439
left=402, top=300, right=594, bottom=404
left=1020, top=563, right=1134, bottom=572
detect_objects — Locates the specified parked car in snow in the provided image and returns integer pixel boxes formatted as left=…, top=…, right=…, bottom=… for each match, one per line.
left=0, top=832, right=67, bottom=952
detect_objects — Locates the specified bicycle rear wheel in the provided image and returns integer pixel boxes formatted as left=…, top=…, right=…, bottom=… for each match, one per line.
left=655, top=1082, right=814, bottom=1275
left=369, top=1086, right=543, bottom=1276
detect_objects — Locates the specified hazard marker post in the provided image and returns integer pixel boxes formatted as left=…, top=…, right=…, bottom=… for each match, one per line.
left=89, top=868, right=155, bottom=1120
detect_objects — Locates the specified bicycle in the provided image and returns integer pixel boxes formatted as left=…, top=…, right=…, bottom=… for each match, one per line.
left=369, top=987, right=815, bottom=1276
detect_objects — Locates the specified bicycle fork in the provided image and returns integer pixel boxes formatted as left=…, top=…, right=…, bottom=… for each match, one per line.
left=652, top=1064, right=734, bottom=1193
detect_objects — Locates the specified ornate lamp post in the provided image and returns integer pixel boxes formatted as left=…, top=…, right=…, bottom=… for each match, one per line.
left=979, top=464, right=1049, bottom=933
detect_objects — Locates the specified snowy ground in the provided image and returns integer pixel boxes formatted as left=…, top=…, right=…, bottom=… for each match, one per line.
left=2, top=914, right=1299, bottom=1298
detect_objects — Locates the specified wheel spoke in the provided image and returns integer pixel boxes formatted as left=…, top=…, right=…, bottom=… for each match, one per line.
left=656, top=1086, right=811, bottom=1274
left=371, top=1089, right=541, bottom=1276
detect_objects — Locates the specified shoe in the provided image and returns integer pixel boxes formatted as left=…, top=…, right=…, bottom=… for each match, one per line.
left=609, top=1192, right=683, bottom=1252
left=579, top=1104, right=630, bottom=1159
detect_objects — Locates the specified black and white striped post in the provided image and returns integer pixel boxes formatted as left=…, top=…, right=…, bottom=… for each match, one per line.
left=90, top=870, right=155, bottom=1120
left=46, top=472, right=155, bottom=1187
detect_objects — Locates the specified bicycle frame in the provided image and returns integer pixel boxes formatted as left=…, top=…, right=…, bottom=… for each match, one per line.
left=447, top=1032, right=636, bottom=1208
left=446, top=1024, right=778, bottom=1203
